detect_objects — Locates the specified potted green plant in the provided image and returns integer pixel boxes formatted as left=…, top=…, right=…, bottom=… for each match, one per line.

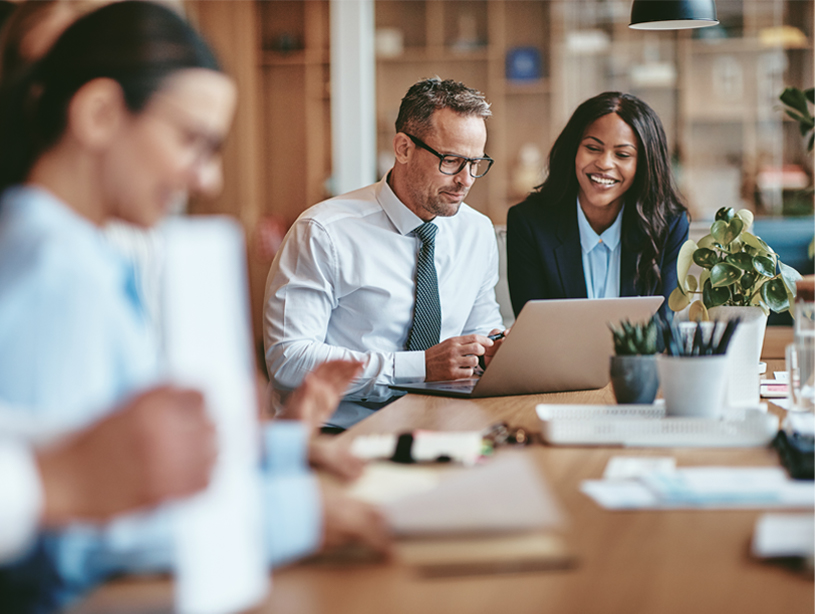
left=609, top=316, right=660, bottom=404
left=668, top=206, right=803, bottom=406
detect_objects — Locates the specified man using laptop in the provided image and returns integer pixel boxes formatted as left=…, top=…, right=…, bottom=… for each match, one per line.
left=264, top=78, right=506, bottom=428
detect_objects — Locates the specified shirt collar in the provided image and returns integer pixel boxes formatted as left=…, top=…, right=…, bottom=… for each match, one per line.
left=3, top=184, right=142, bottom=310
left=576, top=196, right=624, bottom=254
left=375, top=172, right=434, bottom=236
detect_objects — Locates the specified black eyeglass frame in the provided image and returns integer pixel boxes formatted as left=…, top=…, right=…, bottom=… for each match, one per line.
left=404, top=133, right=494, bottom=178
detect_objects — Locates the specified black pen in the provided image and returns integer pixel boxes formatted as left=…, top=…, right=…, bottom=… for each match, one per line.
left=478, top=332, right=506, bottom=371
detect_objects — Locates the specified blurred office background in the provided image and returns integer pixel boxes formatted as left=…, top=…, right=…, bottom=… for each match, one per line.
left=181, top=0, right=813, bottom=334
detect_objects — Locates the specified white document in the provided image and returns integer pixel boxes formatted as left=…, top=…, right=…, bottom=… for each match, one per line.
left=347, top=463, right=442, bottom=505
left=582, top=466, right=815, bottom=511
left=752, top=513, right=815, bottom=558
left=603, top=456, right=676, bottom=480
left=641, top=467, right=814, bottom=508
left=162, top=218, right=267, bottom=614
left=383, top=452, right=564, bottom=535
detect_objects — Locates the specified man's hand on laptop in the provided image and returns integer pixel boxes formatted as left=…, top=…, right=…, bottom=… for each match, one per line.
left=482, top=328, right=509, bottom=368
left=425, top=334, right=495, bottom=381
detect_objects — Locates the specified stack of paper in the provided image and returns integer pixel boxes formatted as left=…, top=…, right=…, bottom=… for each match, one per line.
left=582, top=456, right=815, bottom=510
left=346, top=452, right=573, bottom=576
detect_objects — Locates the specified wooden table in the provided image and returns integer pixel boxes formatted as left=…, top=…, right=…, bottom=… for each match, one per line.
left=72, top=360, right=813, bottom=614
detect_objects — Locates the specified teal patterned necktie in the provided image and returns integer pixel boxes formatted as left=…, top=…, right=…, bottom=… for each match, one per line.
left=406, top=222, right=441, bottom=351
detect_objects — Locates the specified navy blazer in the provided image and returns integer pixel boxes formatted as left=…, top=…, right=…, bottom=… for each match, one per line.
left=506, top=193, right=689, bottom=318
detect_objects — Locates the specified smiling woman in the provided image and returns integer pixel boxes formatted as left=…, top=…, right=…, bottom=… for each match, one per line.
left=506, top=91, right=690, bottom=316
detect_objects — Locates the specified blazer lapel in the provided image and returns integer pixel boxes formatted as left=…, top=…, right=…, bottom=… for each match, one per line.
left=620, top=207, right=641, bottom=296
left=553, top=201, right=587, bottom=299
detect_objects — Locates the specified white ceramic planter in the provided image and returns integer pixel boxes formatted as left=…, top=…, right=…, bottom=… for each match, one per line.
left=708, top=305, right=767, bottom=408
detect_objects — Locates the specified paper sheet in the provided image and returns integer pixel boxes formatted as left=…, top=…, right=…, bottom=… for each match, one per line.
left=603, top=456, right=676, bottom=480
left=355, top=452, right=564, bottom=536
left=582, top=465, right=815, bottom=511
left=162, top=219, right=267, bottom=614
left=752, top=513, right=815, bottom=558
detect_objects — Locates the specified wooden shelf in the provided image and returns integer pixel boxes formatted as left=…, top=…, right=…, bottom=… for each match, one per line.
left=376, top=48, right=493, bottom=63
left=261, top=49, right=328, bottom=67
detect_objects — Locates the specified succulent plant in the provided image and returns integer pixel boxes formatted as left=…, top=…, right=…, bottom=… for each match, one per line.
left=669, top=207, right=803, bottom=318
left=609, top=316, right=659, bottom=356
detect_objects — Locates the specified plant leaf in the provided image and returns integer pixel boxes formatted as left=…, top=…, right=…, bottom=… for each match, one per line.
left=697, top=234, right=717, bottom=249
left=693, top=247, right=719, bottom=269
left=699, top=268, right=710, bottom=289
left=710, top=262, right=741, bottom=287
left=740, top=271, right=756, bottom=292
left=753, top=255, right=776, bottom=277
left=761, top=278, right=790, bottom=313
left=725, top=252, right=753, bottom=271
left=779, top=261, right=803, bottom=295
left=688, top=300, right=709, bottom=322
left=781, top=87, right=812, bottom=118
left=806, top=87, right=814, bottom=104
left=715, top=207, right=735, bottom=222
left=669, top=286, right=690, bottom=311
left=703, top=279, right=730, bottom=307
left=722, top=217, right=743, bottom=245
left=736, top=209, right=754, bottom=231
left=685, top=274, right=698, bottom=293
left=711, top=220, right=727, bottom=245
left=676, top=240, right=698, bottom=289
left=741, top=232, right=774, bottom=256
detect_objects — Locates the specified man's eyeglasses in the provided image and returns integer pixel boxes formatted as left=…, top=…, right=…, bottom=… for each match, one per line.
left=405, top=133, right=494, bottom=178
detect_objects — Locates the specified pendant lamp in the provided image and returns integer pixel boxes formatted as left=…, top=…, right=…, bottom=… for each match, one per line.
left=629, top=0, right=719, bottom=30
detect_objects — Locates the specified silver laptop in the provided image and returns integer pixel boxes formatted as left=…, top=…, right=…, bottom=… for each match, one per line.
left=390, top=296, right=664, bottom=398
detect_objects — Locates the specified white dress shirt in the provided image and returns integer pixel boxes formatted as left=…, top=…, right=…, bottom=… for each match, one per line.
left=576, top=198, right=624, bottom=299
left=264, top=174, right=504, bottom=405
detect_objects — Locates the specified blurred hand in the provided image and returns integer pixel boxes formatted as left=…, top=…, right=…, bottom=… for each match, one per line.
left=425, top=334, right=493, bottom=381
left=37, top=386, right=216, bottom=525
left=320, top=482, right=392, bottom=557
left=483, top=327, right=509, bottom=368
left=309, top=437, right=366, bottom=483
left=280, top=360, right=363, bottom=432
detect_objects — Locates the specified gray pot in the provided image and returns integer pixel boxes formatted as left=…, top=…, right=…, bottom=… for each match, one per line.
left=610, top=355, right=659, bottom=404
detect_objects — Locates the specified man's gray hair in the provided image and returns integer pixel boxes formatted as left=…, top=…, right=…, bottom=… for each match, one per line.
left=395, top=77, right=491, bottom=137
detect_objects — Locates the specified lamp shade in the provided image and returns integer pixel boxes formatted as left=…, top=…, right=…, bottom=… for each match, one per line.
left=629, top=0, right=719, bottom=30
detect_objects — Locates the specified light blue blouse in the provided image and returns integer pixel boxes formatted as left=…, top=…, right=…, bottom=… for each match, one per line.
left=0, top=186, right=321, bottom=606
left=576, top=198, right=624, bottom=299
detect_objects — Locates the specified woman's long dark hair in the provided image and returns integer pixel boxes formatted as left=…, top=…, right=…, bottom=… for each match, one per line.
left=0, top=0, right=221, bottom=194
left=531, top=92, right=688, bottom=294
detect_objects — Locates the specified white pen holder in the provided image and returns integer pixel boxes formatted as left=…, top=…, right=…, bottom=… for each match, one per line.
left=657, top=354, right=728, bottom=418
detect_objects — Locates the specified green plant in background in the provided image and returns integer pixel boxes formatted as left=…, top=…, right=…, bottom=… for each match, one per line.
left=669, top=207, right=803, bottom=319
left=780, top=86, right=814, bottom=153
left=609, top=316, right=659, bottom=355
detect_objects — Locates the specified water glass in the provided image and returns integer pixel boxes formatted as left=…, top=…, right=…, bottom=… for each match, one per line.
left=787, top=299, right=815, bottom=413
